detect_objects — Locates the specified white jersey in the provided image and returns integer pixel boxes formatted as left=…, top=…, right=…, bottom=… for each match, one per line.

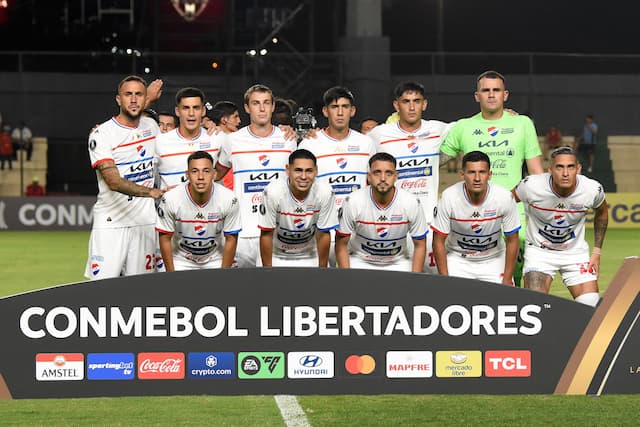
left=156, top=128, right=223, bottom=188
left=431, top=182, right=521, bottom=260
left=88, top=116, right=159, bottom=228
left=258, top=178, right=338, bottom=259
left=368, top=119, right=453, bottom=223
left=337, top=187, right=428, bottom=266
left=217, top=126, right=296, bottom=238
left=514, top=173, right=605, bottom=251
left=298, top=129, right=375, bottom=208
left=156, top=182, right=241, bottom=265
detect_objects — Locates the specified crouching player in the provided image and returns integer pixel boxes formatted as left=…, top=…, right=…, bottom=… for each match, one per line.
left=258, top=149, right=338, bottom=267
left=335, top=152, right=428, bottom=272
left=513, top=147, right=608, bottom=306
left=432, top=151, right=521, bottom=285
left=156, top=151, right=241, bottom=271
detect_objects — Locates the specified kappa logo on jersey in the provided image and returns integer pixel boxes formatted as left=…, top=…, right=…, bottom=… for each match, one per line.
left=471, top=223, right=482, bottom=234
left=36, top=353, right=84, bottom=381
left=294, top=218, right=305, bottom=229
left=554, top=214, right=566, bottom=225
left=137, top=145, right=146, bottom=157
left=488, top=126, right=499, bottom=137
left=91, top=262, right=100, bottom=276
left=473, top=129, right=483, bottom=135
left=336, top=157, right=347, bottom=169
left=408, top=142, right=419, bottom=153
left=259, top=154, right=270, bottom=166
left=194, top=224, right=206, bottom=236
left=377, top=227, right=389, bottom=238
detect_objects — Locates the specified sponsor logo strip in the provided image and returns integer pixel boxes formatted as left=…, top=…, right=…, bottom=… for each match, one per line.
left=435, top=351, right=482, bottom=378
left=287, top=352, right=334, bottom=379
left=386, top=351, right=433, bottom=378
left=87, top=353, right=135, bottom=380
left=238, top=352, right=285, bottom=379
left=187, top=352, right=235, bottom=379
left=138, top=352, right=185, bottom=380
left=485, top=350, right=531, bottom=377
left=36, top=353, right=84, bottom=381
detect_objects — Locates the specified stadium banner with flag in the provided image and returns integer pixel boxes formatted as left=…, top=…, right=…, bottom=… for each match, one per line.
left=1, top=261, right=640, bottom=399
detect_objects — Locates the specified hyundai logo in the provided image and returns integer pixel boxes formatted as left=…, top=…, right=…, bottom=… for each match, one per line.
left=299, top=355, right=323, bottom=368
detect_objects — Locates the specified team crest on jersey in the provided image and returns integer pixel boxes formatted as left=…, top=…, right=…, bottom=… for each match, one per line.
left=194, top=224, right=206, bottom=236
left=554, top=214, right=566, bottom=225
left=347, top=145, right=360, bottom=152
left=377, top=227, right=389, bottom=238
left=91, top=262, right=100, bottom=276
left=136, top=145, right=146, bottom=157
left=259, top=155, right=270, bottom=166
left=155, top=256, right=164, bottom=270
left=294, top=218, right=305, bottom=229
left=471, top=223, right=483, bottom=234
left=488, top=127, right=499, bottom=137
left=408, top=142, right=419, bottom=153
left=336, top=157, right=347, bottom=169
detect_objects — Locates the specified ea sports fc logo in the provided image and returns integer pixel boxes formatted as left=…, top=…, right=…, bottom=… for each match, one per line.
left=259, top=155, right=270, bottom=166
left=488, top=127, right=499, bottom=137
left=336, top=157, right=347, bottom=169
left=136, top=145, right=146, bottom=157
left=345, top=354, right=376, bottom=375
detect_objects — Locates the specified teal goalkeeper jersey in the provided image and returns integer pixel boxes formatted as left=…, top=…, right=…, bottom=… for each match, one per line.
left=441, top=112, right=541, bottom=191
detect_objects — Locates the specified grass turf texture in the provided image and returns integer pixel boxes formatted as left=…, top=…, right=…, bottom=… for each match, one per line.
left=0, top=229, right=639, bottom=425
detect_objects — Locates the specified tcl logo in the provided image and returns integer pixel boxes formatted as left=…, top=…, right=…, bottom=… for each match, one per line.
left=484, top=350, right=531, bottom=377
left=138, top=352, right=185, bottom=379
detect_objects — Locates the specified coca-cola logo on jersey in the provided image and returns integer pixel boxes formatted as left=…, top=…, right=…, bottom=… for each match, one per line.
left=251, top=193, right=263, bottom=204
left=400, top=178, right=427, bottom=189
left=137, top=352, right=185, bottom=379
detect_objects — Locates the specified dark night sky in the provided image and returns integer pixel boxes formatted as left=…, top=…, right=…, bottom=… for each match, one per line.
left=1, top=0, right=639, bottom=54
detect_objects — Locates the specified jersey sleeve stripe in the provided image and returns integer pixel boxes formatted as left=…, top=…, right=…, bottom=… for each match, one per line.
left=92, top=158, right=115, bottom=168
left=155, top=227, right=174, bottom=235
left=430, top=226, right=448, bottom=236
left=503, top=226, right=521, bottom=236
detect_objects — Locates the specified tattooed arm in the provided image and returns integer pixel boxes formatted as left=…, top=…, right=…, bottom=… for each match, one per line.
left=97, top=160, right=164, bottom=199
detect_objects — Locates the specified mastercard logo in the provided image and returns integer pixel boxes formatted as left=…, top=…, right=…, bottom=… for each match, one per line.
left=345, top=354, right=376, bottom=375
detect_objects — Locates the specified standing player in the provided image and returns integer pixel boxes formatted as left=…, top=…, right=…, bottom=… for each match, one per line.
left=431, top=151, right=520, bottom=285
left=156, top=151, right=240, bottom=271
left=209, top=100, right=242, bottom=190
left=258, top=149, right=338, bottom=267
left=85, top=75, right=164, bottom=280
left=156, top=87, right=224, bottom=189
left=368, top=81, right=454, bottom=273
left=158, top=111, right=178, bottom=133
left=215, top=84, right=297, bottom=267
left=298, top=86, right=375, bottom=266
left=513, top=147, right=608, bottom=306
left=335, top=153, right=428, bottom=272
left=440, top=70, right=544, bottom=286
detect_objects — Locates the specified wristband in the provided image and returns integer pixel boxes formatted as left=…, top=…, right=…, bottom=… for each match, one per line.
left=592, top=247, right=601, bottom=255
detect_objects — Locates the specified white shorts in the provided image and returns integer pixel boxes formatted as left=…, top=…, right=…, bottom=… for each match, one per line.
left=523, top=244, right=597, bottom=286
left=350, top=255, right=413, bottom=272
left=446, top=252, right=507, bottom=285
left=272, top=255, right=319, bottom=267
left=173, top=253, right=222, bottom=271
left=236, top=237, right=261, bottom=268
left=406, top=233, right=437, bottom=274
left=85, top=225, right=157, bottom=280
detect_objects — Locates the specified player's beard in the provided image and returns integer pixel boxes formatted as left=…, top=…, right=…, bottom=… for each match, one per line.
left=122, top=107, right=141, bottom=122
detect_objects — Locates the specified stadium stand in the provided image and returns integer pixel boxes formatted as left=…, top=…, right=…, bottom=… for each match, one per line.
left=607, top=136, right=640, bottom=192
left=0, top=137, right=48, bottom=196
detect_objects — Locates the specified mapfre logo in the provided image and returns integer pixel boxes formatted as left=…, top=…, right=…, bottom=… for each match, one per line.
left=484, top=350, right=531, bottom=377
left=138, top=352, right=185, bottom=379
left=386, top=351, right=432, bottom=378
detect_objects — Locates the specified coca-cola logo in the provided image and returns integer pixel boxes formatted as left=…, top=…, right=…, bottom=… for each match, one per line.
left=138, top=352, right=185, bottom=379
left=251, top=193, right=263, bottom=204
left=400, top=178, right=427, bottom=189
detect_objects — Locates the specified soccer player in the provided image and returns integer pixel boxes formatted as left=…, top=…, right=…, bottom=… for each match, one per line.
left=156, top=87, right=224, bottom=189
left=156, top=151, right=240, bottom=271
left=298, top=86, right=375, bottom=265
left=209, top=100, right=242, bottom=190
left=85, top=75, right=164, bottom=280
left=367, top=81, right=454, bottom=273
left=513, top=147, right=608, bottom=306
left=335, top=152, right=428, bottom=272
left=440, top=70, right=544, bottom=286
left=431, top=151, right=521, bottom=285
left=158, top=111, right=178, bottom=133
left=215, top=84, right=297, bottom=267
left=258, top=149, right=338, bottom=267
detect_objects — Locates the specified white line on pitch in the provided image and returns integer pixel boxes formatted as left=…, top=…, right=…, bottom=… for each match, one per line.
left=274, top=395, right=311, bottom=427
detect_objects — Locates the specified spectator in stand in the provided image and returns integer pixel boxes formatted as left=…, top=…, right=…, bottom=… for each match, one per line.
left=577, top=114, right=598, bottom=173
left=12, top=121, right=33, bottom=161
left=543, top=125, right=563, bottom=161
left=0, top=124, right=13, bottom=170
left=26, top=176, right=45, bottom=196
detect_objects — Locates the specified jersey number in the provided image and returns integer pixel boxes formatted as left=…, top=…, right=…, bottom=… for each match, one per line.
left=252, top=204, right=266, bottom=215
